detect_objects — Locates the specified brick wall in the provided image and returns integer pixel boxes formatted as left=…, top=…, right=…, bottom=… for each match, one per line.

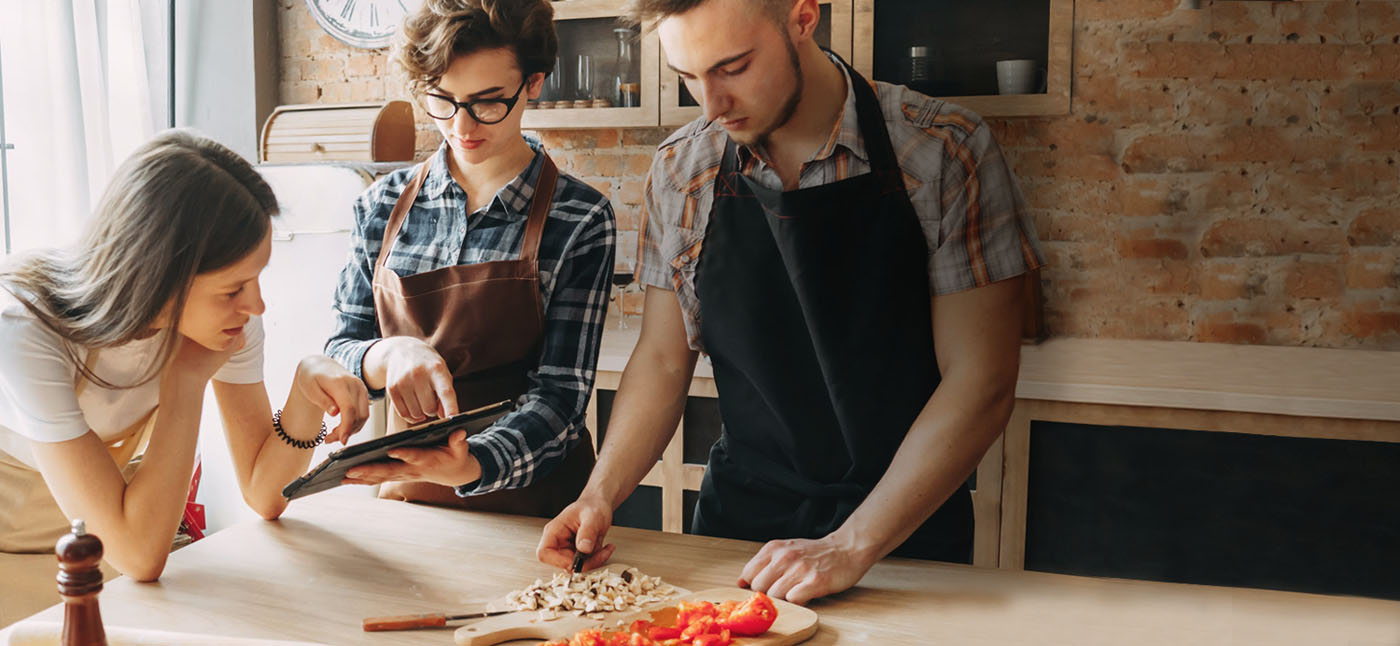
left=276, top=0, right=1400, bottom=349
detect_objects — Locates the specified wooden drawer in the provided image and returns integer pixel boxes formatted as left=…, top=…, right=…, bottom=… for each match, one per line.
left=260, top=101, right=415, bottom=163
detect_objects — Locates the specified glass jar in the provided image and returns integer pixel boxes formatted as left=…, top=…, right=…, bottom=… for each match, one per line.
left=612, top=27, right=640, bottom=108
left=905, top=46, right=932, bottom=86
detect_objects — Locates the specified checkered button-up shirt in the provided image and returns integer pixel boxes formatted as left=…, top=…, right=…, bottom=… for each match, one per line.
left=327, top=139, right=616, bottom=496
left=638, top=54, right=1045, bottom=352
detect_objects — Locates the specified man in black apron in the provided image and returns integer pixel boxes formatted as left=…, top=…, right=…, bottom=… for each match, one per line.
left=540, top=0, right=1044, bottom=605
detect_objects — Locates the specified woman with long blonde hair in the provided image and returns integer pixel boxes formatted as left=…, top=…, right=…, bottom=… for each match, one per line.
left=0, top=129, right=370, bottom=625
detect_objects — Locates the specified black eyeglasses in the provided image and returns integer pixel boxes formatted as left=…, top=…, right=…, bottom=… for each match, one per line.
left=420, top=79, right=528, bottom=125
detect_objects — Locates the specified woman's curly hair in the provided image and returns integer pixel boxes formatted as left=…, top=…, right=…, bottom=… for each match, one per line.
left=397, top=0, right=558, bottom=95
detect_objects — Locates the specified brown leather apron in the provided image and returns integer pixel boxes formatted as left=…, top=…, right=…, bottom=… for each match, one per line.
left=371, top=155, right=594, bottom=518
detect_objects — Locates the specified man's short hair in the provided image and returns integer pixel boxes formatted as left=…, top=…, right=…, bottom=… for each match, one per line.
left=626, top=0, right=790, bottom=28
left=397, top=0, right=558, bottom=96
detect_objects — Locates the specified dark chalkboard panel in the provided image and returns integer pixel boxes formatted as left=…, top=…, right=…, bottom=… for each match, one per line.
left=595, top=391, right=716, bottom=534
left=682, top=397, right=724, bottom=464
left=613, top=483, right=663, bottom=531
left=593, top=391, right=723, bottom=467
left=1025, top=421, right=1400, bottom=600
left=612, top=485, right=702, bottom=534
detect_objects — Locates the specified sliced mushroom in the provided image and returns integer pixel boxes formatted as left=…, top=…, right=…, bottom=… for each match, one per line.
left=503, top=567, right=676, bottom=615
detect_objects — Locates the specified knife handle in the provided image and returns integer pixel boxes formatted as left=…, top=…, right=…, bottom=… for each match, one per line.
left=362, top=613, right=448, bottom=631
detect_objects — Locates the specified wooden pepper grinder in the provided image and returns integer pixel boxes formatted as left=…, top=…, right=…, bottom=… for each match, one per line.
left=56, top=519, right=107, bottom=646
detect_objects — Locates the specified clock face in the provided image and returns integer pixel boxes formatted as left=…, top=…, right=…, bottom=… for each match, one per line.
left=305, top=0, right=423, bottom=49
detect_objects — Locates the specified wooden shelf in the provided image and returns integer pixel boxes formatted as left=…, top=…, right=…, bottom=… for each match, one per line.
left=524, top=0, right=660, bottom=129
left=535, top=0, right=1076, bottom=128
left=852, top=0, right=1073, bottom=118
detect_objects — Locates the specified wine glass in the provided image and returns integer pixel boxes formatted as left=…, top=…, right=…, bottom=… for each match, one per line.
left=610, top=259, right=635, bottom=329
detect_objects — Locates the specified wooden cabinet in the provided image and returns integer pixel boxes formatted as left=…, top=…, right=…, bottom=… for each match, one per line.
left=993, top=338, right=1400, bottom=598
left=522, top=0, right=661, bottom=129
left=853, top=0, right=1074, bottom=117
left=529, top=0, right=1073, bottom=129
left=1004, top=412, right=1400, bottom=599
left=659, top=0, right=853, bottom=127
left=589, top=328, right=1400, bottom=589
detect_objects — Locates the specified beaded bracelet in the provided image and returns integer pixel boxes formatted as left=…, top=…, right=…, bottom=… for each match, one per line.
left=273, top=409, right=328, bottom=450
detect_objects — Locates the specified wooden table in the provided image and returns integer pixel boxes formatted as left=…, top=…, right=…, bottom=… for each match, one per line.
left=4, top=492, right=1398, bottom=646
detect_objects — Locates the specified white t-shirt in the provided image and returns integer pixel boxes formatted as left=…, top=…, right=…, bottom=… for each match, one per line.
left=0, top=291, right=265, bottom=468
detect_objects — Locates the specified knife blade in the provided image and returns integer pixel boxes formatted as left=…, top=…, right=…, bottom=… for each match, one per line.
left=361, top=609, right=515, bottom=632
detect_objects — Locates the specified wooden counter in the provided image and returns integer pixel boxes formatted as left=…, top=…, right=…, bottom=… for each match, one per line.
left=1015, top=338, right=1400, bottom=423
left=596, top=324, right=1400, bottom=423
left=1000, top=339, right=1400, bottom=571
left=589, top=323, right=1400, bottom=574
left=4, top=492, right=1398, bottom=645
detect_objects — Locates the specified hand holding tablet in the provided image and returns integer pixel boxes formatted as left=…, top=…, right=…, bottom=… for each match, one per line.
left=281, top=400, right=514, bottom=501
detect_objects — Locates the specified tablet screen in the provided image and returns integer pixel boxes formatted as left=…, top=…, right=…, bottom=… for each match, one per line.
left=281, top=400, right=514, bottom=501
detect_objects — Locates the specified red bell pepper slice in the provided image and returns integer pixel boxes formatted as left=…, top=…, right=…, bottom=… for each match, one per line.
left=680, top=616, right=716, bottom=641
left=692, top=629, right=732, bottom=646
left=717, top=592, right=778, bottom=636
left=647, top=625, right=683, bottom=641
left=676, top=600, right=718, bottom=628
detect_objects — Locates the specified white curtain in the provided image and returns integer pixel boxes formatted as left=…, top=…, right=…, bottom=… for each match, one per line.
left=0, top=0, right=161, bottom=254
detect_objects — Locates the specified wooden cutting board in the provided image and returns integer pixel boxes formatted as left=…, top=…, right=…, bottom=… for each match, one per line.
left=455, top=588, right=819, bottom=646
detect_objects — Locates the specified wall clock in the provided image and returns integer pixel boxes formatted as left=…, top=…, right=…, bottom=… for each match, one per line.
left=305, top=0, right=422, bottom=50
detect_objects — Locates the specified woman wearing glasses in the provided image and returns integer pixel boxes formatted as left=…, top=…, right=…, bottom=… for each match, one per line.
left=325, top=0, right=615, bottom=517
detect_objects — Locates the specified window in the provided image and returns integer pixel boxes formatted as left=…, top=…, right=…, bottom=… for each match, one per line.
left=0, top=0, right=165, bottom=255
left=0, top=46, right=12, bottom=255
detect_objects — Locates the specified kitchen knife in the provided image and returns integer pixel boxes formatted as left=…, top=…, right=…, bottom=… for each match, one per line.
left=361, top=610, right=515, bottom=632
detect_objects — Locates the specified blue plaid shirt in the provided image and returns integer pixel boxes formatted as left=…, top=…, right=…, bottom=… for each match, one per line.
left=326, top=139, right=616, bottom=496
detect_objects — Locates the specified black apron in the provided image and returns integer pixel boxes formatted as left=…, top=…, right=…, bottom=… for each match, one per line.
left=692, top=58, right=972, bottom=563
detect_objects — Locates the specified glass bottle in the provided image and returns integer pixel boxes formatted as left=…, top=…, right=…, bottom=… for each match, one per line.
left=612, top=27, right=640, bottom=108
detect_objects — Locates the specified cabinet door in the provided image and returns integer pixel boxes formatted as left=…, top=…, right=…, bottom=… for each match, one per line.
left=853, top=0, right=1072, bottom=117
left=659, top=0, right=853, bottom=127
left=522, top=0, right=660, bottom=129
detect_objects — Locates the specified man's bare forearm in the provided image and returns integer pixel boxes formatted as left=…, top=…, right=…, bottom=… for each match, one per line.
left=832, top=372, right=1015, bottom=561
left=832, top=277, right=1025, bottom=561
left=585, top=343, right=697, bottom=509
